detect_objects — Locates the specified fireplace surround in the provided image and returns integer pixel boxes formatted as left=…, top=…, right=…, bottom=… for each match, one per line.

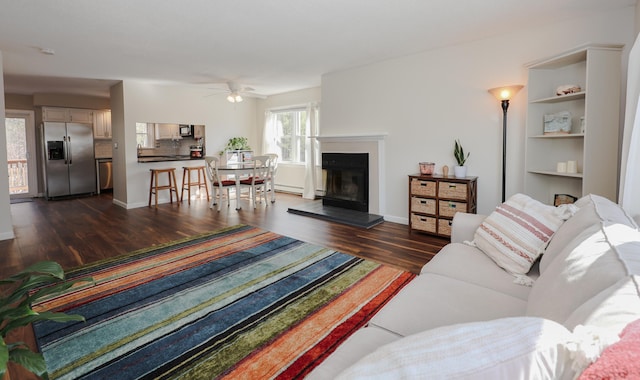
left=286, top=134, right=386, bottom=229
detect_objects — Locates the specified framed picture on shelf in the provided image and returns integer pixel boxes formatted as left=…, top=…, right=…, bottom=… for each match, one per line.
left=554, top=193, right=578, bottom=207
left=543, top=111, right=572, bottom=135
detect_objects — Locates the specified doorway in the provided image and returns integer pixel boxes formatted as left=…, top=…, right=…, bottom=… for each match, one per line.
left=5, top=110, right=37, bottom=198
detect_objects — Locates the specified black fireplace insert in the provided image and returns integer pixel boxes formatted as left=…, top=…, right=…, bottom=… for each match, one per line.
left=322, top=153, right=369, bottom=212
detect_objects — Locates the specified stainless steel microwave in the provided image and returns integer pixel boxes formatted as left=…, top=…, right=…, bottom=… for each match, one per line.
left=179, top=125, right=192, bottom=137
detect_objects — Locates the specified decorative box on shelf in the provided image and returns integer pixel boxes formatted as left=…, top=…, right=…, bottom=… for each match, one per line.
left=408, top=174, right=477, bottom=238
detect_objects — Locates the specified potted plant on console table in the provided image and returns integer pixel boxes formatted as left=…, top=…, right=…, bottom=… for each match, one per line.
left=453, top=139, right=470, bottom=178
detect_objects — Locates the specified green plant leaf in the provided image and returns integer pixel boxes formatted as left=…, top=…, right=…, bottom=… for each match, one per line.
left=453, top=139, right=470, bottom=166
left=0, top=262, right=64, bottom=285
left=0, top=304, right=37, bottom=325
left=28, top=276, right=93, bottom=304
left=9, top=347, right=47, bottom=376
left=0, top=337, right=8, bottom=377
left=0, top=261, right=89, bottom=378
left=1, top=311, right=85, bottom=336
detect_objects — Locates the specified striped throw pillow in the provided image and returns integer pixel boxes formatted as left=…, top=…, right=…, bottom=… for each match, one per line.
left=473, top=193, right=570, bottom=278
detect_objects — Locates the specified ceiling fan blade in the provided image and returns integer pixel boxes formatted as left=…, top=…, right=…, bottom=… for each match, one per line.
left=239, top=92, right=266, bottom=99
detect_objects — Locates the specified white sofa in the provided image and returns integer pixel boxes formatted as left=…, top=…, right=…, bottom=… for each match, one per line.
left=307, top=194, right=640, bottom=379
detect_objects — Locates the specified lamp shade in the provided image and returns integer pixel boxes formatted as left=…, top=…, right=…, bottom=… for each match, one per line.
left=488, top=85, right=524, bottom=101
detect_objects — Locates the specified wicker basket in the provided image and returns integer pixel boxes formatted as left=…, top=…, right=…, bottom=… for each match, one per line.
left=438, top=182, right=468, bottom=200
left=411, top=214, right=436, bottom=233
left=438, top=200, right=468, bottom=218
left=411, top=178, right=436, bottom=197
left=411, top=197, right=436, bottom=214
left=438, top=219, right=453, bottom=237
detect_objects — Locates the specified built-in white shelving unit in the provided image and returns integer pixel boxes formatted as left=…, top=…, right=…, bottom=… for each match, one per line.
left=524, top=43, right=623, bottom=204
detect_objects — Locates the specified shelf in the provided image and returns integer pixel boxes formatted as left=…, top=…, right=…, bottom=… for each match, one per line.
left=528, top=170, right=583, bottom=178
left=524, top=44, right=621, bottom=203
left=530, top=91, right=585, bottom=104
left=529, top=133, right=584, bottom=139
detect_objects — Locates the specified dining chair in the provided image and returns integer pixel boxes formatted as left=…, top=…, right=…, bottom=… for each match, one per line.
left=264, top=153, right=279, bottom=203
left=204, top=156, right=235, bottom=211
left=239, top=155, right=271, bottom=208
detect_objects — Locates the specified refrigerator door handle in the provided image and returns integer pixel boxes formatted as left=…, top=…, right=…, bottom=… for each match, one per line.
left=63, top=136, right=68, bottom=164
left=67, top=135, right=72, bottom=164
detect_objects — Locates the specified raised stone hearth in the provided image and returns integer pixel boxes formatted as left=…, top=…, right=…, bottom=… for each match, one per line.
left=287, top=201, right=384, bottom=229
left=287, top=133, right=387, bottom=228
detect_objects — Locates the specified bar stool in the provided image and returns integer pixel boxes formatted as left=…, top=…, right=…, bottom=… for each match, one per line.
left=180, top=166, right=210, bottom=204
left=148, top=168, right=179, bottom=208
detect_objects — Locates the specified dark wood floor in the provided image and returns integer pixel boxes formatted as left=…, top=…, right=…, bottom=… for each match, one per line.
left=2, top=191, right=448, bottom=379
left=2, top=192, right=448, bottom=279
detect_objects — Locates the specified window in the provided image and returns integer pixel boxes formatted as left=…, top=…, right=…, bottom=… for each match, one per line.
left=271, top=108, right=307, bottom=163
left=136, top=122, right=154, bottom=148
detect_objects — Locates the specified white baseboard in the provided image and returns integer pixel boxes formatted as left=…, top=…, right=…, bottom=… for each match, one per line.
left=0, top=230, right=16, bottom=241
left=383, top=215, right=408, bottom=225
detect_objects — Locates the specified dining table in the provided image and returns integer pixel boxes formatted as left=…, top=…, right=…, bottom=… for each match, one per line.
left=217, top=161, right=273, bottom=210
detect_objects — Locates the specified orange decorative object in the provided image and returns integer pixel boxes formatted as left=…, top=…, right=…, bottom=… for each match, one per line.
left=419, top=162, right=435, bottom=175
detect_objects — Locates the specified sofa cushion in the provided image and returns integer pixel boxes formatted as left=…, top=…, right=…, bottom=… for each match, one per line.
left=421, top=243, right=534, bottom=301
left=577, top=319, right=640, bottom=380
left=368, top=273, right=527, bottom=337
left=305, top=326, right=400, bottom=380
left=527, top=223, right=640, bottom=325
left=337, top=317, right=577, bottom=380
left=541, top=194, right=638, bottom=273
left=471, top=193, right=573, bottom=278
left=564, top=275, right=640, bottom=336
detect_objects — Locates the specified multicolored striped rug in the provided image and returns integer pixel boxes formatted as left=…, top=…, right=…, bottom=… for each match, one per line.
left=32, top=225, right=415, bottom=380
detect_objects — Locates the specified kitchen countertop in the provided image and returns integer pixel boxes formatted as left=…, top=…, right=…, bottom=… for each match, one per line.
left=137, top=155, right=204, bottom=163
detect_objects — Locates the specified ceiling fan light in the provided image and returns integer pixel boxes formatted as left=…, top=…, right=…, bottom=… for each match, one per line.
left=227, top=92, right=243, bottom=103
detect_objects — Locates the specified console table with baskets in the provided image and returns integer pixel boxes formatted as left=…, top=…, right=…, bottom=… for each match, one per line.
left=408, top=174, right=477, bottom=238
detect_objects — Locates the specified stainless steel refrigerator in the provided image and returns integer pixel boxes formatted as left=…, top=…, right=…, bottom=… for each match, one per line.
left=43, top=122, right=96, bottom=198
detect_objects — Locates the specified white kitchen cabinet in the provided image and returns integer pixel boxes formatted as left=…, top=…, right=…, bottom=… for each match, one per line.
left=43, top=107, right=94, bottom=123
left=42, top=107, right=68, bottom=122
left=93, top=110, right=112, bottom=139
left=193, top=124, right=205, bottom=139
left=524, top=43, right=622, bottom=204
left=69, top=109, right=94, bottom=123
left=155, top=123, right=179, bottom=140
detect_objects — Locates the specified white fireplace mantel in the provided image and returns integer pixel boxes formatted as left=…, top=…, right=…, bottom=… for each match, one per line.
left=312, top=133, right=388, bottom=142
left=314, top=133, right=387, bottom=215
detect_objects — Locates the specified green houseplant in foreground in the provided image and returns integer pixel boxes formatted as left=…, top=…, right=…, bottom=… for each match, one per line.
left=453, top=139, right=470, bottom=178
left=0, top=261, right=92, bottom=378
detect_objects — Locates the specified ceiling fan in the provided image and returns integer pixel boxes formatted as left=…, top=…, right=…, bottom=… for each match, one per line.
left=205, top=82, right=266, bottom=103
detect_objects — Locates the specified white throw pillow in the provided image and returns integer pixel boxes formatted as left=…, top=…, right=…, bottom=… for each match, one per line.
left=336, top=317, right=578, bottom=380
left=471, top=193, right=574, bottom=279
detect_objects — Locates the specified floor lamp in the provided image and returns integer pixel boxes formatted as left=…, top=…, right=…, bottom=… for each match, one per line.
left=488, top=85, right=523, bottom=203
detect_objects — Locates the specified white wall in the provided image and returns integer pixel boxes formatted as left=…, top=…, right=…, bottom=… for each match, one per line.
left=111, top=81, right=258, bottom=208
left=0, top=51, right=15, bottom=240
left=321, top=6, right=635, bottom=222
left=256, top=87, right=321, bottom=194
left=637, top=3, right=640, bottom=34
left=620, top=33, right=640, bottom=221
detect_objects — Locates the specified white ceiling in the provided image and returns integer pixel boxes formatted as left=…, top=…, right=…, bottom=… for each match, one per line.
left=0, top=0, right=636, bottom=98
